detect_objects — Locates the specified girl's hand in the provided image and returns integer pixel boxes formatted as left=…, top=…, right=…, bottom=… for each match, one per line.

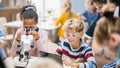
left=16, top=31, right=24, bottom=42
left=30, top=31, right=40, bottom=40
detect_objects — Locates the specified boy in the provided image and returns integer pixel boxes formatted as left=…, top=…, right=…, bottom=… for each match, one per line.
left=56, top=18, right=97, bottom=68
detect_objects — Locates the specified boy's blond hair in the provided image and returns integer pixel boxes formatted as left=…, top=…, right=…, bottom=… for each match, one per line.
left=94, top=17, right=120, bottom=45
left=63, top=18, right=84, bottom=32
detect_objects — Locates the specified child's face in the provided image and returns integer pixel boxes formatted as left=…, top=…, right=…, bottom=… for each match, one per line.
left=94, top=2, right=103, bottom=16
left=23, top=18, right=37, bottom=31
left=65, top=29, right=82, bottom=46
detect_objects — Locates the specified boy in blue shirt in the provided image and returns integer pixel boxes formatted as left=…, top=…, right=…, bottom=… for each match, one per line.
left=0, top=25, right=6, bottom=68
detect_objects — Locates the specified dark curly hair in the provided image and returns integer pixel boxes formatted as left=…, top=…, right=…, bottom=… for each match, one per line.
left=20, top=5, right=38, bottom=23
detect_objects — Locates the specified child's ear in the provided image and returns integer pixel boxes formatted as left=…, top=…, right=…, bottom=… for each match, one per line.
left=110, top=33, right=120, bottom=46
left=79, top=31, right=84, bottom=38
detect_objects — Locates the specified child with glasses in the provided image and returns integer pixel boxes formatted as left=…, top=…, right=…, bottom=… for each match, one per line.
left=10, top=5, right=48, bottom=57
left=56, top=18, right=97, bottom=68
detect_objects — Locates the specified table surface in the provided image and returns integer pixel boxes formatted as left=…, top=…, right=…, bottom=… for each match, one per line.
left=4, top=20, right=22, bottom=28
left=4, top=20, right=60, bottom=30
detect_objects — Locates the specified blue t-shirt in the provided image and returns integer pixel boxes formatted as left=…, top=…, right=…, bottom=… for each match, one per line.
left=0, top=26, right=4, bottom=39
left=85, top=13, right=101, bottom=38
left=82, top=11, right=98, bottom=26
left=0, top=26, right=6, bottom=60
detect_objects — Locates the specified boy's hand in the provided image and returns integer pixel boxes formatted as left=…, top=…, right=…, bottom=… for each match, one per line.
left=30, top=31, right=40, bottom=41
left=0, top=40, right=4, bottom=48
left=70, top=61, right=79, bottom=68
left=16, top=31, right=24, bottom=42
left=62, top=57, right=71, bottom=66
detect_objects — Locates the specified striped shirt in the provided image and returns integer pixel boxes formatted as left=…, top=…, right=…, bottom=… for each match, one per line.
left=56, top=40, right=97, bottom=68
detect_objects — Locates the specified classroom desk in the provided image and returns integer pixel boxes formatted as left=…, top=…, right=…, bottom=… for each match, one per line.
left=4, top=20, right=60, bottom=41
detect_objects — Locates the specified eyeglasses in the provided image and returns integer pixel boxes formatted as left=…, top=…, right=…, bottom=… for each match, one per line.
left=65, top=33, right=80, bottom=38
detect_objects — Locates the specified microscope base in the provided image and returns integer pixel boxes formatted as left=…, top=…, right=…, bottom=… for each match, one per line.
left=13, top=56, right=39, bottom=67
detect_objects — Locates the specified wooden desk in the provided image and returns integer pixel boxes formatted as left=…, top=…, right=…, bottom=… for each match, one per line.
left=4, top=20, right=22, bottom=28
left=4, top=20, right=22, bottom=35
left=4, top=20, right=60, bottom=41
left=38, top=20, right=60, bottom=41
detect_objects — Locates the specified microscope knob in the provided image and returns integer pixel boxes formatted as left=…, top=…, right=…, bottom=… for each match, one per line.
left=16, top=50, right=21, bottom=55
left=17, top=44, right=21, bottom=47
left=30, top=45, right=34, bottom=48
left=24, top=51, right=29, bottom=56
left=19, top=54, right=23, bottom=58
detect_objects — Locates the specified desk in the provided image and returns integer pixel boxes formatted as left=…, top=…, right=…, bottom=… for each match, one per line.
left=38, top=20, right=60, bottom=41
left=4, top=56, right=63, bottom=68
left=4, top=20, right=60, bottom=41
left=4, top=21, right=23, bottom=35
left=4, top=20, right=60, bottom=31
left=4, top=20, right=22, bottom=28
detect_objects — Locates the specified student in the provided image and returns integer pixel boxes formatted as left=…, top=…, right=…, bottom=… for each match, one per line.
left=54, top=0, right=78, bottom=44
left=56, top=18, right=97, bottom=68
left=94, top=16, right=120, bottom=68
left=80, top=0, right=97, bottom=30
left=10, top=5, right=48, bottom=57
left=0, top=25, right=6, bottom=68
left=84, top=0, right=115, bottom=44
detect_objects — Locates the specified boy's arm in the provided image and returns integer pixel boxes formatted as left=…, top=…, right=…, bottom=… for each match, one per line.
left=80, top=47, right=97, bottom=68
left=56, top=45, right=62, bottom=55
left=71, top=47, right=97, bottom=68
left=0, top=27, right=5, bottom=48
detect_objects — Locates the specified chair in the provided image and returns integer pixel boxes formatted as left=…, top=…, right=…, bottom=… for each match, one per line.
left=0, top=17, right=14, bottom=55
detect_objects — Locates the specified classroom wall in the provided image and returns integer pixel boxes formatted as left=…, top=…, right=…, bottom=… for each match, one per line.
left=70, top=0, right=85, bottom=14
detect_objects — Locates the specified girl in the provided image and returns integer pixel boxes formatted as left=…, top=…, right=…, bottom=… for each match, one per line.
left=10, top=5, right=48, bottom=57
left=94, top=16, right=120, bottom=68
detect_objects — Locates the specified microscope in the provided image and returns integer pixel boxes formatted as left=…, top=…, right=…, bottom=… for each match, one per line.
left=13, top=28, right=35, bottom=67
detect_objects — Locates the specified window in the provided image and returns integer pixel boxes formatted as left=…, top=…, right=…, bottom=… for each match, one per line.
left=31, top=0, right=62, bottom=19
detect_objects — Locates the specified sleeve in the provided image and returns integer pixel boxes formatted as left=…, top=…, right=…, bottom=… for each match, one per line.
left=79, top=46, right=97, bottom=68
left=0, top=27, right=5, bottom=40
left=0, top=48, right=6, bottom=60
left=85, top=13, right=100, bottom=39
left=56, top=42, right=63, bottom=55
left=55, top=13, right=63, bottom=26
left=73, top=12, right=79, bottom=18
left=10, top=29, right=21, bottom=56
left=56, top=45, right=62, bottom=55
left=35, top=29, right=48, bottom=53
left=116, top=45, right=120, bottom=66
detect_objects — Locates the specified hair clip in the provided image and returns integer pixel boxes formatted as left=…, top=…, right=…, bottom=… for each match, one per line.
left=25, top=6, right=36, bottom=11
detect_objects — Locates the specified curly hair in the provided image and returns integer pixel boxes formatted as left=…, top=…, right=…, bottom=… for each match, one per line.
left=20, top=5, right=38, bottom=23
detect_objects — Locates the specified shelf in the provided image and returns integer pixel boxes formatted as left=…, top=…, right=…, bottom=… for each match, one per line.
left=0, top=7, right=20, bottom=21
left=0, top=7, right=20, bottom=10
